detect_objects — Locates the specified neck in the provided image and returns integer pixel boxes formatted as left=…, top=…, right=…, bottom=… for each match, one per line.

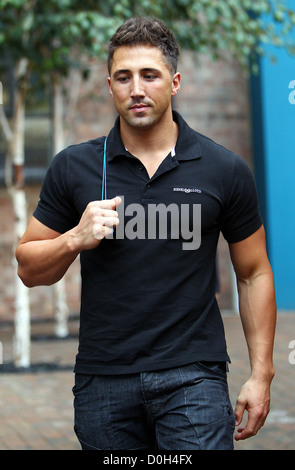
left=119, top=111, right=178, bottom=159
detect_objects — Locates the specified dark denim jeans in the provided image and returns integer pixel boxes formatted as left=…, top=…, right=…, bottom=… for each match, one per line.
left=73, top=362, right=235, bottom=450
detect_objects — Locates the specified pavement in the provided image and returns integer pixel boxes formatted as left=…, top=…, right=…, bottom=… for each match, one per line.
left=1, top=186, right=295, bottom=451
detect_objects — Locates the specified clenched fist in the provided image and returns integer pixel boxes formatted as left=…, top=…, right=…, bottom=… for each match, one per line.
left=72, top=196, right=122, bottom=251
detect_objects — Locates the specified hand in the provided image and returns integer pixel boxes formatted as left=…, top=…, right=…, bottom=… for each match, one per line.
left=234, top=376, right=271, bottom=441
left=71, top=196, right=122, bottom=251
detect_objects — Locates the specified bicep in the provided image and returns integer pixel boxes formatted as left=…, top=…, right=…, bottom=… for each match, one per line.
left=229, top=226, right=271, bottom=281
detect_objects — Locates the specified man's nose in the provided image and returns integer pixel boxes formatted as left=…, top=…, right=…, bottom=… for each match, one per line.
left=130, top=77, right=145, bottom=98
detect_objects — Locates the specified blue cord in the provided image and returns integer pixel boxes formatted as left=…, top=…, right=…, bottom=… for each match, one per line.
left=102, top=137, right=107, bottom=200
left=101, top=137, right=115, bottom=236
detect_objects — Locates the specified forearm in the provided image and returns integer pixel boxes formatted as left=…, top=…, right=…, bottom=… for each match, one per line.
left=16, top=230, right=80, bottom=287
left=229, top=227, right=277, bottom=439
left=237, top=270, right=276, bottom=381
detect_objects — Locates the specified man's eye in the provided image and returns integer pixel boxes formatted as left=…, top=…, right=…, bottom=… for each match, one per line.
left=144, top=75, right=156, bottom=80
left=118, top=76, right=129, bottom=82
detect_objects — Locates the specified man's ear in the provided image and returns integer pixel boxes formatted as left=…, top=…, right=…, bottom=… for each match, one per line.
left=107, top=77, right=113, bottom=97
left=171, top=72, right=181, bottom=97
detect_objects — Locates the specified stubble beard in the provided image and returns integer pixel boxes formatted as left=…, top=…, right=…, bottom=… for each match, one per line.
left=123, top=102, right=171, bottom=132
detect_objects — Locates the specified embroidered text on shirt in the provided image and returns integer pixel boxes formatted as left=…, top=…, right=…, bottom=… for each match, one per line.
left=173, top=187, right=202, bottom=194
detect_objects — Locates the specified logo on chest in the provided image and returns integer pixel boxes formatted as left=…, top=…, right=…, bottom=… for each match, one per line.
left=173, top=187, right=202, bottom=194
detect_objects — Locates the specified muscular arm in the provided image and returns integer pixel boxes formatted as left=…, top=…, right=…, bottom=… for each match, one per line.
left=16, top=197, right=121, bottom=287
left=229, top=225, right=276, bottom=440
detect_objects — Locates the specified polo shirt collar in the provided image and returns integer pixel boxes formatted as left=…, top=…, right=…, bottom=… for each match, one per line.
left=173, top=111, right=202, bottom=161
left=106, top=110, right=202, bottom=162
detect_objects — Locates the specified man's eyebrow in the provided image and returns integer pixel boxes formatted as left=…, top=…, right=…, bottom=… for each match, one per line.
left=113, top=69, right=130, bottom=78
left=141, top=67, right=161, bottom=74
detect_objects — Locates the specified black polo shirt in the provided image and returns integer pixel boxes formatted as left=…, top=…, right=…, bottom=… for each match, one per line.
left=33, top=111, right=262, bottom=374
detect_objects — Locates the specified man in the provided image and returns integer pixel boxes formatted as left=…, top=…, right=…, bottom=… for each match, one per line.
left=16, top=17, right=276, bottom=450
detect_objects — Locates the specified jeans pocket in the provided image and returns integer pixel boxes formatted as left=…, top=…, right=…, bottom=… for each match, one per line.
left=72, top=373, right=95, bottom=395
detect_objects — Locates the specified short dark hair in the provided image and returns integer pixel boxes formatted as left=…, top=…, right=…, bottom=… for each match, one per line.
left=108, top=17, right=180, bottom=75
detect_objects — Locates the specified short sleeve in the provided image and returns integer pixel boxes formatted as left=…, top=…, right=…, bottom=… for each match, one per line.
left=220, top=155, right=262, bottom=243
left=33, top=149, right=79, bottom=233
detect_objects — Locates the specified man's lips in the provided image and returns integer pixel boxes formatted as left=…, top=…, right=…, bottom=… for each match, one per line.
left=130, top=103, right=149, bottom=113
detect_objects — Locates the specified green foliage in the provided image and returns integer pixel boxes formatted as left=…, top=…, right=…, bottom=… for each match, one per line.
left=0, top=0, right=294, bottom=76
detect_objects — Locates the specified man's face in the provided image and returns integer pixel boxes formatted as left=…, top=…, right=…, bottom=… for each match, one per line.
left=108, top=45, right=180, bottom=131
